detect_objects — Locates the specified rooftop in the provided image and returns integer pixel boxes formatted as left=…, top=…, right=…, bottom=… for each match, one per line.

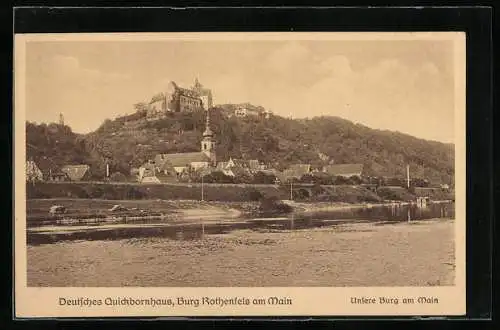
left=323, top=164, right=364, bottom=176
left=61, top=164, right=90, bottom=181
left=155, top=152, right=211, bottom=167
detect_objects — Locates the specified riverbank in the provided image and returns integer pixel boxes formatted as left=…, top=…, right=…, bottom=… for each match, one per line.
left=27, top=199, right=244, bottom=223
left=27, top=198, right=372, bottom=224
left=29, top=182, right=453, bottom=203
left=27, top=218, right=455, bottom=287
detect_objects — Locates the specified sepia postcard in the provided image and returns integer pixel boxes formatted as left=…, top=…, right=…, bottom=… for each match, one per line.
left=14, top=32, right=465, bottom=318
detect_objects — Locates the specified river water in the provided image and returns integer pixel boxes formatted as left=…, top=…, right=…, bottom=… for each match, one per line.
left=27, top=201, right=454, bottom=245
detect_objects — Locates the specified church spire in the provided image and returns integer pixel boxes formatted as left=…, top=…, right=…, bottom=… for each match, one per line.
left=201, top=109, right=216, bottom=163
left=203, top=108, right=213, bottom=137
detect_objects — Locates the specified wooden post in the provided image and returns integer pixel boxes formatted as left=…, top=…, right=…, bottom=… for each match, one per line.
left=201, top=175, right=204, bottom=201
left=407, top=164, right=410, bottom=189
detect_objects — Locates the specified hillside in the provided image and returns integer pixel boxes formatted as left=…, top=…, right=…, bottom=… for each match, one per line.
left=26, top=104, right=455, bottom=184
left=26, top=122, right=92, bottom=174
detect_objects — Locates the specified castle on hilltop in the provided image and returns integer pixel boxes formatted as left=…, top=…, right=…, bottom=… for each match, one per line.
left=146, top=78, right=213, bottom=121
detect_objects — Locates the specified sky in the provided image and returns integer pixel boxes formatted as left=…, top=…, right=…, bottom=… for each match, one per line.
left=23, top=35, right=458, bottom=143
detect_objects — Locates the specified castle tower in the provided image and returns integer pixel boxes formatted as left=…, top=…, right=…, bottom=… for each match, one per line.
left=59, top=113, right=64, bottom=126
left=192, top=77, right=213, bottom=110
left=201, top=109, right=216, bottom=163
left=194, top=77, right=201, bottom=89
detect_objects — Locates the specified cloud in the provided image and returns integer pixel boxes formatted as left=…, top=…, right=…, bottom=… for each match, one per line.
left=266, top=42, right=311, bottom=74
left=46, top=55, right=130, bottom=84
left=314, top=55, right=353, bottom=78
left=27, top=55, right=135, bottom=133
left=270, top=57, right=454, bottom=142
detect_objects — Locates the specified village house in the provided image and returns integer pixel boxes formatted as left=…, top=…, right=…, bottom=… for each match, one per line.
left=234, top=106, right=264, bottom=118
left=282, top=164, right=312, bottom=181
left=130, top=167, right=140, bottom=178
left=147, top=108, right=216, bottom=181
left=222, top=167, right=249, bottom=178
left=155, top=152, right=212, bottom=175
left=215, top=157, right=266, bottom=178
left=137, top=161, right=161, bottom=183
left=26, top=160, right=43, bottom=183
left=60, top=165, right=92, bottom=182
left=233, top=104, right=275, bottom=119
left=323, top=163, right=364, bottom=178
left=440, top=183, right=450, bottom=190
left=218, top=158, right=265, bottom=172
left=146, top=78, right=213, bottom=121
left=47, top=170, right=69, bottom=182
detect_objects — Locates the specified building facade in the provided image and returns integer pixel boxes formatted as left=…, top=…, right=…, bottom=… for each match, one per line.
left=148, top=109, right=217, bottom=180
left=146, top=78, right=213, bottom=121
left=234, top=106, right=263, bottom=118
left=26, top=160, right=43, bottom=183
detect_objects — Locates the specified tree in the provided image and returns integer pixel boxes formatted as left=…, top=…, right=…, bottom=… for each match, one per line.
left=133, top=102, right=149, bottom=113
left=348, top=175, right=362, bottom=185
left=333, top=176, right=350, bottom=185
left=202, top=171, right=235, bottom=184
left=299, top=174, right=315, bottom=183
left=258, top=196, right=293, bottom=216
left=26, top=102, right=454, bottom=187
left=252, top=171, right=277, bottom=184
left=110, top=172, right=127, bottom=182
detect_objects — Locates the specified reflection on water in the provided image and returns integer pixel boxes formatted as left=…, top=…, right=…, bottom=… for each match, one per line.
left=27, top=202, right=455, bottom=245
left=300, top=202, right=455, bottom=223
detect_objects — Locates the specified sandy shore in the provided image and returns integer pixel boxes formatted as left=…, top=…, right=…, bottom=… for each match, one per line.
left=27, top=219, right=455, bottom=287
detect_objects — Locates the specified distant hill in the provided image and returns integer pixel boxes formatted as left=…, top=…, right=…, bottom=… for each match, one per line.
left=26, top=122, right=92, bottom=175
left=26, top=104, right=455, bottom=184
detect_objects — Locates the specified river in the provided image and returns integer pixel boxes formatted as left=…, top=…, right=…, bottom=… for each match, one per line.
left=27, top=201, right=455, bottom=245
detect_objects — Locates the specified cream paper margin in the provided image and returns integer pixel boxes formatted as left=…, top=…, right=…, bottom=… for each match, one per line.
left=14, top=32, right=466, bottom=318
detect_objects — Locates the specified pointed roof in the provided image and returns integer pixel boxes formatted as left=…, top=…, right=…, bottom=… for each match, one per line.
left=193, top=78, right=212, bottom=96
left=203, top=109, right=213, bottom=137
left=157, top=152, right=211, bottom=167
left=227, top=158, right=248, bottom=168
left=61, top=164, right=90, bottom=181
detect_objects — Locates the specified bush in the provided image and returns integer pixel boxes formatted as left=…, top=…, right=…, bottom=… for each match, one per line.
left=110, top=172, right=127, bottom=182
left=246, top=188, right=263, bottom=201
left=252, top=171, right=277, bottom=184
left=293, top=188, right=310, bottom=200
left=258, top=196, right=293, bottom=217
left=333, top=176, right=351, bottom=185
left=125, top=187, right=145, bottom=199
left=348, top=175, right=362, bottom=185
left=202, top=171, right=235, bottom=184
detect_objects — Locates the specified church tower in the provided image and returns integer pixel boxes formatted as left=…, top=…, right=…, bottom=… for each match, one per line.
left=59, top=113, right=64, bottom=126
left=201, top=109, right=216, bottom=163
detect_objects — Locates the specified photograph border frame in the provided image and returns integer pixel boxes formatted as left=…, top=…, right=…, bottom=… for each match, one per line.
left=8, top=5, right=493, bottom=322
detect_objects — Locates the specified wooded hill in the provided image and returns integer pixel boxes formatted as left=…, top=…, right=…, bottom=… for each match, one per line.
left=26, top=104, right=455, bottom=185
